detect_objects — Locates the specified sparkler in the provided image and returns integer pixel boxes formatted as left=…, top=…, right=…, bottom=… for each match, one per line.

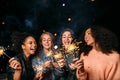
left=46, top=50, right=54, bottom=61
left=67, top=41, right=82, bottom=51
left=61, top=41, right=82, bottom=64
left=53, top=51, right=65, bottom=68
left=32, top=58, right=44, bottom=80
left=53, top=51, right=63, bottom=61
left=66, top=41, right=82, bottom=57
left=0, top=46, right=11, bottom=58
left=47, top=48, right=65, bottom=68
left=46, top=50, right=53, bottom=57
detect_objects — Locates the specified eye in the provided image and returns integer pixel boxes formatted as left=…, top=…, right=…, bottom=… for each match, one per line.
left=48, top=39, right=52, bottom=41
left=68, top=36, right=72, bottom=38
left=62, top=36, right=66, bottom=38
left=42, top=39, right=46, bottom=42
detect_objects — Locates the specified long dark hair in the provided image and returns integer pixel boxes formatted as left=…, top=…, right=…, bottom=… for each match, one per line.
left=81, top=25, right=119, bottom=55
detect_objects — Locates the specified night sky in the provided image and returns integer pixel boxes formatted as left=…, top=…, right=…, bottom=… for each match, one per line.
left=0, top=0, right=120, bottom=73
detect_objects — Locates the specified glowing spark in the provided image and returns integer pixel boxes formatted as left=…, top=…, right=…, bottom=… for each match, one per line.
left=33, top=65, right=43, bottom=72
left=66, top=41, right=82, bottom=53
left=62, top=3, right=65, bottom=6
left=2, top=21, right=5, bottom=25
left=46, top=50, right=53, bottom=57
left=54, top=33, right=57, bottom=36
left=0, top=46, right=11, bottom=58
left=0, top=47, right=4, bottom=56
left=54, top=52, right=63, bottom=60
left=68, top=18, right=71, bottom=21
left=36, top=66, right=43, bottom=71
left=54, top=45, right=58, bottom=50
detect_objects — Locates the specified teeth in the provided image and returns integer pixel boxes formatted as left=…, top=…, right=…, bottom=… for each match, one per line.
left=30, top=48, right=36, bottom=50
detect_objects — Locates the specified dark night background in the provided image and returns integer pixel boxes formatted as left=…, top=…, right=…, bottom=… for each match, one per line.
left=0, top=0, right=120, bottom=75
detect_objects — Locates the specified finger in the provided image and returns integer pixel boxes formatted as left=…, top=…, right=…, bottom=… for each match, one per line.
left=9, top=57, right=15, bottom=63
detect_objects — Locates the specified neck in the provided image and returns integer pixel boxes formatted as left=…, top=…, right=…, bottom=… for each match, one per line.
left=44, top=48, right=51, bottom=54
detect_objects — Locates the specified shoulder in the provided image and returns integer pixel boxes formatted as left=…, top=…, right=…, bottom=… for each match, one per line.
left=110, top=51, right=120, bottom=61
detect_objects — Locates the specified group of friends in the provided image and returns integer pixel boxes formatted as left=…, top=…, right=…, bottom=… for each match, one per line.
left=6, top=25, right=120, bottom=80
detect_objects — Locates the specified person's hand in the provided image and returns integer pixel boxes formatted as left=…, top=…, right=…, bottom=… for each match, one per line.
left=69, top=58, right=79, bottom=70
left=69, top=63, right=76, bottom=70
left=75, top=59, right=87, bottom=80
left=75, top=59, right=84, bottom=72
left=53, top=62, right=59, bottom=68
left=9, top=57, right=22, bottom=70
left=43, top=60, right=52, bottom=68
left=57, top=59, right=65, bottom=68
left=35, top=70, right=43, bottom=80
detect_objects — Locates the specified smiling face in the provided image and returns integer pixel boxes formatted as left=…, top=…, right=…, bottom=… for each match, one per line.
left=22, top=36, right=37, bottom=58
left=62, top=31, right=73, bottom=49
left=84, top=28, right=95, bottom=46
left=41, top=33, right=53, bottom=50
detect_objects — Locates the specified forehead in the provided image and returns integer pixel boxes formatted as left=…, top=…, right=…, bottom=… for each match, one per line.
left=62, top=31, right=71, bottom=35
left=25, top=36, right=35, bottom=41
left=42, top=34, right=51, bottom=38
left=85, top=28, right=91, bottom=33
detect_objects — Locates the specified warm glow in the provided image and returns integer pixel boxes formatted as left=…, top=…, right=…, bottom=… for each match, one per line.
left=68, top=18, right=71, bottom=21
left=54, top=52, right=63, bottom=60
left=0, top=47, right=4, bottom=56
left=54, top=33, right=57, bottom=36
left=33, top=65, right=43, bottom=72
left=62, top=3, right=65, bottom=6
left=43, top=30, right=46, bottom=32
left=2, top=21, right=5, bottom=25
left=46, top=50, right=53, bottom=57
left=66, top=41, right=82, bottom=53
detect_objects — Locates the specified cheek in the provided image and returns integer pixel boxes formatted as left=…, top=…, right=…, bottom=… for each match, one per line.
left=62, top=39, right=65, bottom=43
left=70, top=38, right=73, bottom=42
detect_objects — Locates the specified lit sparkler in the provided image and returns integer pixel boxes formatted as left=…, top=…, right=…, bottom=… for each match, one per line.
left=33, top=65, right=43, bottom=72
left=0, top=46, right=11, bottom=58
left=63, top=41, right=82, bottom=64
left=66, top=41, right=82, bottom=53
left=53, top=51, right=63, bottom=61
left=46, top=50, right=53, bottom=57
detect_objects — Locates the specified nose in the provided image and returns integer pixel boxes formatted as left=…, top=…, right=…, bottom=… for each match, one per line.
left=33, top=43, right=37, bottom=47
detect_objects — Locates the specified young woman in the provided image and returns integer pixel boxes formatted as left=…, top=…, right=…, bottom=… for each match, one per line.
left=32, top=32, right=54, bottom=80
left=58, top=28, right=79, bottom=80
left=7, top=32, right=37, bottom=80
left=75, top=25, right=120, bottom=80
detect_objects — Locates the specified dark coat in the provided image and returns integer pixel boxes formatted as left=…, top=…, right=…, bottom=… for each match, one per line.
left=7, top=53, right=35, bottom=80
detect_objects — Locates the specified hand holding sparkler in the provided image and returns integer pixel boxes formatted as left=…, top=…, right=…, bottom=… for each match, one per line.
left=53, top=51, right=65, bottom=68
left=9, top=57, right=22, bottom=70
left=33, top=65, right=43, bottom=80
left=75, top=59, right=84, bottom=72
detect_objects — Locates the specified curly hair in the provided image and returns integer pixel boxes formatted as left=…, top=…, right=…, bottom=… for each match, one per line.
left=88, top=25, right=119, bottom=54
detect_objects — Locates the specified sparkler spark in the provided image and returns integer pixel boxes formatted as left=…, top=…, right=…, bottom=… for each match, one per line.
left=34, top=65, right=43, bottom=72
left=0, top=47, right=4, bottom=56
left=0, top=46, right=11, bottom=58
left=54, top=52, right=63, bottom=60
left=46, top=50, right=53, bottom=57
left=66, top=41, right=82, bottom=53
